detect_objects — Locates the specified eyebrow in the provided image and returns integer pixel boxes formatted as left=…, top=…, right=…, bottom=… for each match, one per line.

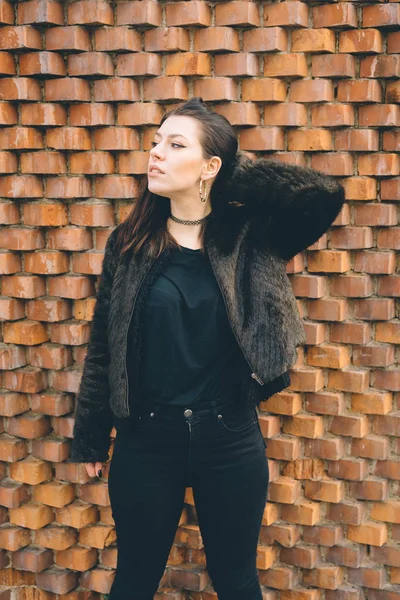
left=154, top=132, right=189, bottom=141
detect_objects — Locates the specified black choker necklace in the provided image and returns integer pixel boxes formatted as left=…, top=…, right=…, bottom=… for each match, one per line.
left=169, top=212, right=212, bottom=226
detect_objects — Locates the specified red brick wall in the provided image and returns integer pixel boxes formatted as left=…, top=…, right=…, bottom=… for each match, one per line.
left=0, top=0, right=399, bottom=598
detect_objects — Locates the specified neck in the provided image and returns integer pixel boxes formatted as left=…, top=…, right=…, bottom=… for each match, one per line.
left=169, top=198, right=211, bottom=221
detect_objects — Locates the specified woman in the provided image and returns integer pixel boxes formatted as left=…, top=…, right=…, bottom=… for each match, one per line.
left=69, top=97, right=345, bottom=599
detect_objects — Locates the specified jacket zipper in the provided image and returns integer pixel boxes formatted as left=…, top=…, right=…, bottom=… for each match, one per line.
left=206, top=249, right=265, bottom=386
left=123, top=262, right=154, bottom=416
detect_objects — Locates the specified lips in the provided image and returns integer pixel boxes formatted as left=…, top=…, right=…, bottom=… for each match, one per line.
left=148, top=164, right=165, bottom=174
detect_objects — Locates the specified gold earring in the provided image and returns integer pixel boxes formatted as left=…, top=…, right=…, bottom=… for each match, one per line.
left=199, top=179, right=208, bottom=203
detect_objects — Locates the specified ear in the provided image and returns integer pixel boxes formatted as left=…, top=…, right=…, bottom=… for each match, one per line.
left=203, top=155, right=222, bottom=180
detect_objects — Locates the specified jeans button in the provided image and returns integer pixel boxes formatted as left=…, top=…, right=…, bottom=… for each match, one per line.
left=184, top=409, right=193, bottom=418
left=150, top=412, right=154, bottom=417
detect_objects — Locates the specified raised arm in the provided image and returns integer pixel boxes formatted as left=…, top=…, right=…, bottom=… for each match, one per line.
left=68, top=227, right=119, bottom=463
left=226, top=154, right=345, bottom=262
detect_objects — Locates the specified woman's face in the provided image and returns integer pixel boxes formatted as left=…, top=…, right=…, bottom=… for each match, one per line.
left=147, top=115, right=217, bottom=199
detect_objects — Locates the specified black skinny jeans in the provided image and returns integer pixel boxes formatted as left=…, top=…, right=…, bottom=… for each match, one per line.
left=107, top=397, right=269, bottom=600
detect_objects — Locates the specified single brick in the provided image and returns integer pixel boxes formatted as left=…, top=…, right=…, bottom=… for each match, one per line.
left=20, top=51, right=66, bottom=77
left=360, top=55, right=400, bottom=79
left=339, top=29, right=383, bottom=54
left=240, top=127, right=285, bottom=151
left=288, top=129, right=333, bottom=151
left=214, top=52, right=259, bottom=77
left=67, top=0, right=114, bottom=26
left=386, top=82, right=400, bottom=103
left=388, top=31, right=400, bottom=54
left=166, top=52, right=211, bottom=77
left=327, top=458, right=369, bottom=481
left=382, top=136, right=400, bottom=160
left=68, top=52, right=114, bottom=77
left=354, top=251, right=396, bottom=275
left=308, top=251, right=350, bottom=273
left=353, top=204, right=397, bottom=227
left=328, top=370, right=369, bottom=393
left=302, top=565, right=344, bottom=590
left=359, top=105, right=400, bottom=128
left=313, top=4, right=358, bottom=29
left=243, top=27, right=287, bottom=53
left=363, top=5, right=400, bottom=29
left=45, top=78, right=90, bottom=102
left=330, top=415, right=369, bottom=438
left=312, top=54, right=356, bottom=79
left=337, top=80, right=382, bottom=103
left=378, top=276, right=400, bottom=298
left=307, top=344, right=351, bottom=369
left=144, top=27, right=190, bottom=53
left=290, top=79, right=334, bottom=102
left=282, top=414, right=325, bottom=439
left=305, top=391, right=344, bottom=416
left=311, top=153, right=354, bottom=176
left=194, top=27, right=240, bottom=53
left=330, top=275, right=373, bottom=298
left=377, top=228, right=400, bottom=249
left=341, top=175, right=378, bottom=199
left=370, top=501, right=400, bottom=525
left=348, top=522, right=388, bottom=547
left=351, top=437, right=389, bottom=461
left=337, top=130, right=378, bottom=158
left=264, top=3, right=309, bottom=27
left=312, top=104, right=355, bottom=127
left=0, top=25, right=42, bottom=50
left=94, top=26, right=141, bottom=52
left=215, top=1, right=260, bottom=27
left=292, top=29, right=336, bottom=53
left=307, top=298, right=348, bottom=321
left=242, top=78, right=286, bottom=102
left=116, top=1, right=162, bottom=27
left=330, top=321, right=371, bottom=344
left=264, top=53, right=308, bottom=78
left=375, top=322, right=400, bottom=345
left=264, top=103, right=307, bottom=127
left=305, top=437, right=346, bottom=461
left=373, top=370, right=400, bottom=392
left=354, top=299, right=395, bottom=321
left=45, top=25, right=91, bottom=52
left=304, top=479, right=345, bottom=506
left=166, top=1, right=212, bottom=27
left=331, top=227, right=373, bottom=249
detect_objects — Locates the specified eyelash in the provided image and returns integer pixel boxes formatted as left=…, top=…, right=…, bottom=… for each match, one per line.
left=151, top=142, right=183, bottom=149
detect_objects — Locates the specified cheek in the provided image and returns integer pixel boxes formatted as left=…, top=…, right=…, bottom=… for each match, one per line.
left=172, top=156, right=200, bottom=178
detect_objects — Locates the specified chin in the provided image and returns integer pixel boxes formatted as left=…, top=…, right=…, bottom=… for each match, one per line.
left=149, top=181, right=164, bottom=190
left=148, top=184, right=169, bottom=197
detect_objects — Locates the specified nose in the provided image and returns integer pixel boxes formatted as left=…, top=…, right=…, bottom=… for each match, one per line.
left=150, top=143, right=164, bottom=159
left=149, top=151, right=164, bottom=167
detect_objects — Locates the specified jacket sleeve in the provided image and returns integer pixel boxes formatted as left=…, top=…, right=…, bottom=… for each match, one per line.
left=227, top=154, right=346, bottom=262
left=67, top=228, right=118, bottom=464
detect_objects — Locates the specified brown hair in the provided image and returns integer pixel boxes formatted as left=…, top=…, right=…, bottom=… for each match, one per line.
left=114, top=97, right=238, bottom=259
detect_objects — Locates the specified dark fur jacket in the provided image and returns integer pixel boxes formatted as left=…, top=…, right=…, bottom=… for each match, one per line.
left=69, top=155, right=345, bottom=463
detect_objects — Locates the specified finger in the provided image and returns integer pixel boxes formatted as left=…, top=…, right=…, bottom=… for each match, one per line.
left=85, top=463, right=96, bottom=477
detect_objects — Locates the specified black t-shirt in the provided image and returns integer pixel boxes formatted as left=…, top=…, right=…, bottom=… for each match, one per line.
left=137, top=245, right=244, bottom=407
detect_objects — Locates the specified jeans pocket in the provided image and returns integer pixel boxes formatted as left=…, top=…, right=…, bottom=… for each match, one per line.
left=218, top=406, right=257, bottom=433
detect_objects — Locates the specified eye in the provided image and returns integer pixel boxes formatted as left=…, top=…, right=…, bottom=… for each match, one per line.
left=150, top=142, right=183, bottom=148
